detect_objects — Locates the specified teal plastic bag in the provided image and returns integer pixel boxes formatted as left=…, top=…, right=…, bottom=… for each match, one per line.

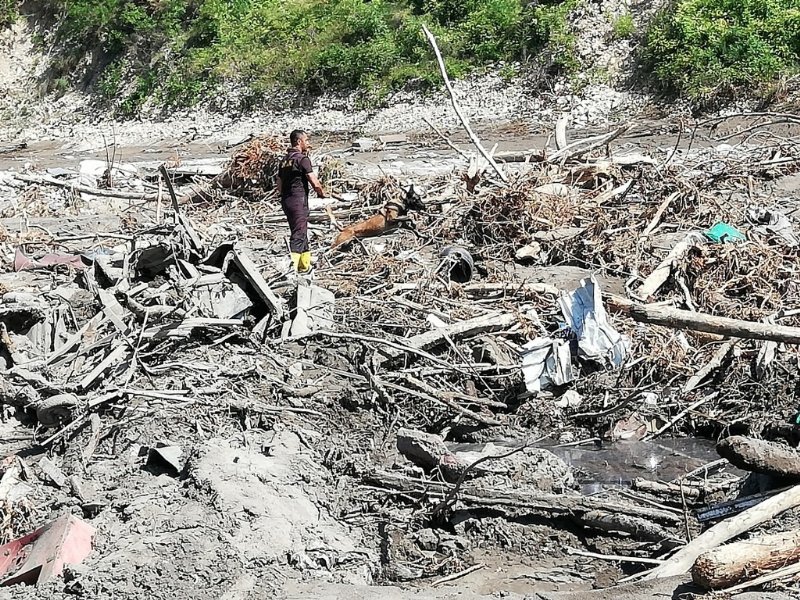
left=704, top=222, right=745, bottom=244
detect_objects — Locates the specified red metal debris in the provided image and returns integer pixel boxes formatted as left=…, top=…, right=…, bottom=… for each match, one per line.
left=0, top=514, right=95, bottom=586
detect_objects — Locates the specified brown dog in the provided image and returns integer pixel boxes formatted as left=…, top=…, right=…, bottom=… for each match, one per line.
left=332, top=185, right=425, bottom=249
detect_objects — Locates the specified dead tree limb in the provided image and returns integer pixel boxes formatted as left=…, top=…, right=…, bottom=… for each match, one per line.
left=642, top=484, right=800, bottom=579
left=13, top=173, right=159, bottom=201
left=421, top=25, right=508, bottom=183
left=581, top=510, right=681, bottom=543
left=683, top=340, right=737, bottom=393
left=547, top=126, right=631, bottom=164
left=377, top=313, right=517, bottom=365
left=635, top=232, right=704, bottom=300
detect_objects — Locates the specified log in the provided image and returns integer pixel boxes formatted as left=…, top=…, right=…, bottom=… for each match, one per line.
left=421, top=25, right=508, bottom=183
left=625, top=303, right=800, bottom=345
left=581, top=510, right=680, bottom=543
left=13, top=172, right=159, bottom=201
left=633, top=478, right=703, bottom=501
left=692, top=529, right=800, bottom=589
left=369, top=470, right=682, bottom=524
left=717, top=436, right=800, bottom=479
left=642, top=484, right=800, bottom=579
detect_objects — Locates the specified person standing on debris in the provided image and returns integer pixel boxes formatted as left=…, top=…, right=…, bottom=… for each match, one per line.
left=276, top=129, right=327, bottom=274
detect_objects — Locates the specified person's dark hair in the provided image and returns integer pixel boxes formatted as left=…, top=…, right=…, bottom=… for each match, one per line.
left=290, top=129, right=306, bottom=147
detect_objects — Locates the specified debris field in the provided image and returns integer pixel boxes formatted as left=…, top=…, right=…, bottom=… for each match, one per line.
left=1, top=111, right=800, bottom=599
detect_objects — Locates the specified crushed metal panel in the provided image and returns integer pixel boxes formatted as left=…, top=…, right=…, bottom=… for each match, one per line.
left=0, top=514, right=95, bottom=586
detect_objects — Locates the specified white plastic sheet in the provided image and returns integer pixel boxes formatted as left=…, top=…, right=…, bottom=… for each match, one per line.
left=558, top=274, right=629, bottom=367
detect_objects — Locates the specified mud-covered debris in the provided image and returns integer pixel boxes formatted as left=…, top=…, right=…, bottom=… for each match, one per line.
left=0, top=514, right=95, bottom=586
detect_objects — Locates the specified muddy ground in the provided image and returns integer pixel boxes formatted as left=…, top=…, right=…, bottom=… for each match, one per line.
left=1, top=112, right=800, bottom=600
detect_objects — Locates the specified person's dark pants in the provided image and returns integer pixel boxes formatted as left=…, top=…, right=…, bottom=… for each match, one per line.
left=281, top=194, right=309, bottom=253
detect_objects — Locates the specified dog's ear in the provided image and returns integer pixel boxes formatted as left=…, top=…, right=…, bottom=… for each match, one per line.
left=407, top=184, right=425, bottom=210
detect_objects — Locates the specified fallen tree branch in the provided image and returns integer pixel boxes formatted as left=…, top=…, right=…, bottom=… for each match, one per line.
left=566, top=547, right=664, bottom=565
left=635, top=232, right=704, bottom=300
left=547, top=126, right=631, bottom=164
left=423, top=116, right=471, bottom=162
left=683, top=340, right=737, bottom=393
left=421, top=25, right=508, bottom=184
left=642, top=484, right=800, bottom=580
left=643, top=392, right=718, bottom=440
left=432, top=564, right=484, bottom=586
left=640, top=191, right=681, bottom=238
left=377, top=313, right=517, bottom=365
left=380, top=378, right=501, bottom=426
left=369, top=470, right=682, bottom=524
left=581, top=510, right=682, bottom=543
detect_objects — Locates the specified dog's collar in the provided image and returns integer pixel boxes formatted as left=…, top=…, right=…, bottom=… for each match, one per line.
left=384, top=201, right=405, bottom=213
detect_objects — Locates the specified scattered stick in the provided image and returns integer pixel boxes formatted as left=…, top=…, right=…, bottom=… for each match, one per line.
left=566, top=547, right=665, bottom=565
left=377, top=313, right=517, bottom=365
left=644, top=392, right=718, bottom=440
left=13, top=172, right=160, bottom=201
left=423, top=116, right=471, bottom=162
left=381, top=377, right=502, bottom=426
left=635, top=232, right=704, bottom=300
left=683, top=340, right=736, bottom=393
left=640, top=191, right=680, bottom=238
left=547, top=126, right=631, bottom=164
left=370, top=470, right=682, bottom=524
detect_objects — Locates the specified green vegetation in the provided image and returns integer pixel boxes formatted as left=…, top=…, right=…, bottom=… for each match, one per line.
left=611, top=12, right=636, bottom=40
left=1, top=0, right=17, bottom=27
left=26, top=0, right=800, bottom=112
left=38, top=0, right=585, bottom=113
left=643, top=0, right=800, bottom=101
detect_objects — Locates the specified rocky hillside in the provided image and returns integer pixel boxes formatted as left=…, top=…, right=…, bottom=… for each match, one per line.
left=0, top=0, right=798, bottom=131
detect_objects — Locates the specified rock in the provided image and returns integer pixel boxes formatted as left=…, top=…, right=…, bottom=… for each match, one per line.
left=556, top=389, right=583, bottom=409
left=378, top=133, right=407, bottom=146
left=515, top=242, right=542, bottom=263
left=396, top=428, right=465, bottom=482
left=352, top=138, right=378, bottom=151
